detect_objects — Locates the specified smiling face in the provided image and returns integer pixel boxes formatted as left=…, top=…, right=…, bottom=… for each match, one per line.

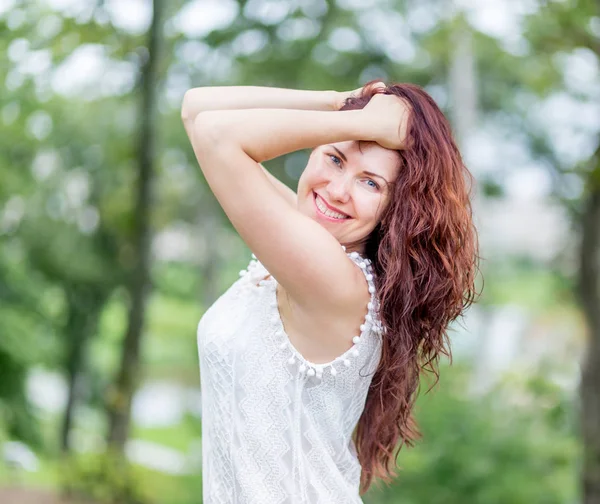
left=297, top=140, right=401, bottom=253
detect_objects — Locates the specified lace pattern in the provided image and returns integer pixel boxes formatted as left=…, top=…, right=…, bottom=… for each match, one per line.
left=197, top=246, right=383, bottom=503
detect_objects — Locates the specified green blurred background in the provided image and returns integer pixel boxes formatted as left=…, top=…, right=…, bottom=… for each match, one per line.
left=0, top=0, right=598, bottom=502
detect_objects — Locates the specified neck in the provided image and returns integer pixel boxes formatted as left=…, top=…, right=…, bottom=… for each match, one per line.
left=342, top=244, right=365, bottom=256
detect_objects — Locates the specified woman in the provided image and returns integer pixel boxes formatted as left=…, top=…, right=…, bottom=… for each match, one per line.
left=181, top=81, right=479, bottom=503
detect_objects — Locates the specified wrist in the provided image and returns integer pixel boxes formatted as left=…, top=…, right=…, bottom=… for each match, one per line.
left=328, top=90, right=345, bottom=111
left=345, top=108, right=374, bottom=141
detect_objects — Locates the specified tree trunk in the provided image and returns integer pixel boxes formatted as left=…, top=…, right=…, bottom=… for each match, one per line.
left=106, top=0, right=164, bottom=449
left=579, top=146, right=600, bottom=504
left=60, top=286, right=105, bottom=453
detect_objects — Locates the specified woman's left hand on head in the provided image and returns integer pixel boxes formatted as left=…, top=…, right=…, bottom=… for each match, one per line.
left=361, top=93, right=410, bottom=150
left=336, top=81, right=387, bottom=110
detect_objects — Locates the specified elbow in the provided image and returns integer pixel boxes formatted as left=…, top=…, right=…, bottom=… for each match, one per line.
left=181, top=89, right=211, bottom=126
left=191, top=111, right=224, bottom=150
left=181, top=90, right=195, bottom=125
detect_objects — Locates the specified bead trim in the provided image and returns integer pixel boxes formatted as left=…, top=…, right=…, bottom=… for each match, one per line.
left=238, top=245, right=383, bottom=380
left=238, top=252, right=272, bottom=287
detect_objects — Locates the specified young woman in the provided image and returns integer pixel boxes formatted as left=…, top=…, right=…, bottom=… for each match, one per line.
left=181, top=81, right=479, bottom=503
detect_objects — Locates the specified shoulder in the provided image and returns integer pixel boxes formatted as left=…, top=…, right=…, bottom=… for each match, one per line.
left=311, top=250, right=376, bottom=318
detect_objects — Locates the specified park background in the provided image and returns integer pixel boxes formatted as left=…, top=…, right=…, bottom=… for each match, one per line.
left=0, top=0, right=599, bottom=502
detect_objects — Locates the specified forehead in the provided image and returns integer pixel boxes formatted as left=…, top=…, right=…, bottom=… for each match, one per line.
left=330, top=140, right=400, bottom=179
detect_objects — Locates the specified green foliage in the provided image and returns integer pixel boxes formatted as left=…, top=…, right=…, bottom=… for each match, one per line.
left=0, top=249, right=50, bottom=446
left=60, top=451, right=153, bottom=504
left=365, top=365, right=580, bottom=504
left=152, top=262, right=201, bottom=301
left=0, top=349, right=40, bottom=447
left=0, top=0, right=594, bottom=500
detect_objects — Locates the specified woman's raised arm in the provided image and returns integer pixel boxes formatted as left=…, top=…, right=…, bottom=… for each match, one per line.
left=186, top=105, right=365, bottom=310
left=181, top=86, right=348, bottom=208
left=183, top=92, right=408, bottom=309
left=181, top=86, right=343, bottom=125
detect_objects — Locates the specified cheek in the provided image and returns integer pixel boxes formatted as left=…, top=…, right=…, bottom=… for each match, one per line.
left=357, top=195, right=384, bottom=222
left=297, top=173, right=317, bottom=206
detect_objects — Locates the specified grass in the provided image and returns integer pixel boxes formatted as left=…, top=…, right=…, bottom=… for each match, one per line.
left=131, top=415, right=200, bottom=453
left=0, top=463, right=203, bottom=504
left=1, top=413, right=203, bottom=504
left=481, top=262, right=575, bottom=313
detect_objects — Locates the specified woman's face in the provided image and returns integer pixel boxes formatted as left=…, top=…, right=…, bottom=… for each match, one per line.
left=297, top=140, right=400, bottom=251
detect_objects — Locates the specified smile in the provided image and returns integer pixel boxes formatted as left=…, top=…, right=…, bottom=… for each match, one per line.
left=313, top=192, right=350, bottom=221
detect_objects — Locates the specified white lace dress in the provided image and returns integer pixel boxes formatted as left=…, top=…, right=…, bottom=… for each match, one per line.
left=197, top=246, right=384, bottom=503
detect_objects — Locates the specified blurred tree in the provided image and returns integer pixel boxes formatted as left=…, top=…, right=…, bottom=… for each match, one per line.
left=579, top=146, right=600, bottom=503
left=0, top=0, right=57, bottom=447
left=521, top=1, right=600, bottom=501
left=106, top=0, right=165, bottom=449
left=0, top=258, right=45, bottom=446
left=1, top=0, right=147, bottom=452
left=0, top=2, right=591, bottom=503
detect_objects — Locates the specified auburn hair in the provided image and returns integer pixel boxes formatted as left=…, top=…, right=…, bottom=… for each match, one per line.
left=343, top=81, right=481, bottom=494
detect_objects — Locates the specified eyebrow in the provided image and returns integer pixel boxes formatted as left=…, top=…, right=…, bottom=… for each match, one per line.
left=328, top=145, right=390, bottom=185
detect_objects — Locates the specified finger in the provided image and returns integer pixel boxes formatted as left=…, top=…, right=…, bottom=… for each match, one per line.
left=372, top=81, right=387, bottom=93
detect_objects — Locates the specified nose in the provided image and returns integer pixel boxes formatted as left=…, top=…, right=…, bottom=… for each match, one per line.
left=326, top=174, right=351, bottom=204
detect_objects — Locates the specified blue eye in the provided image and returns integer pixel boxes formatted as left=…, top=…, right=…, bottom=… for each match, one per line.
left=328, top=154, right=380, bottom=190
left=329, top=154, right=342, bottom=166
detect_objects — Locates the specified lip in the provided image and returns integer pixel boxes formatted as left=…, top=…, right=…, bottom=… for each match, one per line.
left=313, top=192, right=350, bottom=221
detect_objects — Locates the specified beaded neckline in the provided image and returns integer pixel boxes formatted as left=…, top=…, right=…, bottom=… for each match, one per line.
left=238, top=244, right=382, bottom=380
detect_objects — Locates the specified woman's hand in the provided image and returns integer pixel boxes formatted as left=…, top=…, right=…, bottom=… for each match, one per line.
left=361, top=93, right=411, bottom=150
left=334, top=81, right=387, bottom=110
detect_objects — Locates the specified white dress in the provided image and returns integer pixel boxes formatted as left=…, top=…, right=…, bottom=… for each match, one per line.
left=197, top=246, right=384, bottom=503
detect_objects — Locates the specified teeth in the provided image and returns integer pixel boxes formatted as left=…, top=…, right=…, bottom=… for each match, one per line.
left=316, top=195, right=347, bottom=219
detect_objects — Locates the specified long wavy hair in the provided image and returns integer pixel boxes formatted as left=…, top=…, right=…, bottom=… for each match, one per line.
left=342, top=81, right=481, bottom=494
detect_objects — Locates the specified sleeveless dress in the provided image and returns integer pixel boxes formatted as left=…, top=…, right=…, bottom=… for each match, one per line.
left=196, top=245, right=384, bottom=503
